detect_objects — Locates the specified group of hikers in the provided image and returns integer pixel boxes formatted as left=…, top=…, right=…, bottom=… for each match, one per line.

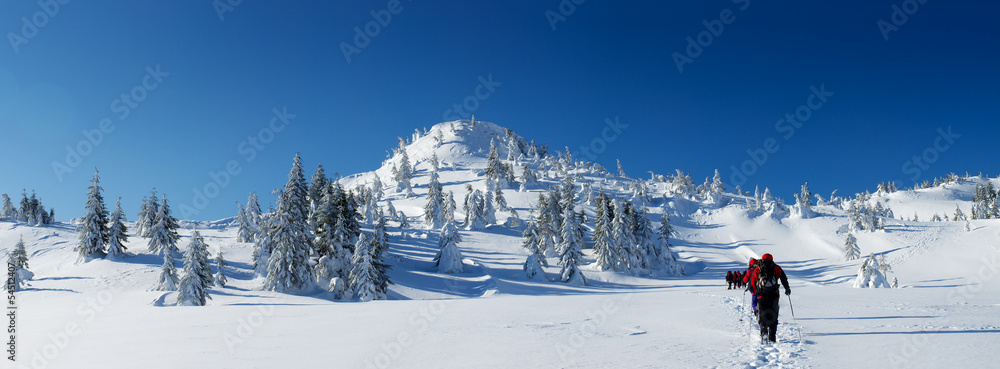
left=725, top=270, right=747, bottom=289
left=727, top=253, right=791, bottom=343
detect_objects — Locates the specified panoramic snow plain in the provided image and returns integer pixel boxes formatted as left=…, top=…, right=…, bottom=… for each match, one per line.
left=6, top=121, right=999, bottom=369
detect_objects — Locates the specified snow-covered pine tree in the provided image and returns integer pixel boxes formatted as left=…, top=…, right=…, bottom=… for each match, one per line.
left=652, top=208, right=684, bottom=276
left=368, top=229, right=392, bottom=298
left=444, top=191, right=457, bottom=222
left=308, top=163, right=329, bottom=210
left=462, top=184, right=474, bottom=225
left=616, top=159, right=626, bottom=178
left=214, top=250, right=228, bottom=287
left=252, top=208, right=276, bottom=276
left=483, top=190, right=498, bottom=227
left=136, top=189, right=159, bottom=238
left=535, top=193, right=555, bottom=257
left=11, top=236, right=29, bottom=269
left=494, top=188, right=508, bottom=212
left=844, top=233, right=860, bottom=261
left=394, top=144, right=415, bottom=197
left=953, top=205, right=967, bottom=221
left=246, top=191, right=263, bottom=239
left=6, top=253, right=29, bottom=291
left=558, top=206, right=587, bottom=285
left=75, top=169, right=109, bottom=260
left=236, top=202, right=254, bottom=243
left=634, top=204, right=659, bottom=272
left=349, top=233, right=378, bottom=301
left=106, top=197, right=128, bottom=258
left=853, top=253, right=890, bottom=288
left=711, top=169, right=726, bottom=195
left=465, top=190, right=487, bottom=231
left=0, top=194, right=15, bottom=221
left=17, top=190, right=29, bottom=223
left=147, top=196, right=181, bottom=257
left=611, top=199, right=638, bottom=272
left=485, top=138, right=509, bottom=189
left=176, top=231, right=213, bottom=306
left=156, top=251, right=179, bottom=291
left=965, top=219, right=972, bottom=232
left=372, top=173, right=385, bottom=200
left=423, top=160, right=447, bottom=230
left=796, top=181, right=814, bottom=218
left=435, top=221, right=464, bottom=273
left=372, top=207, right=390, bottom=259
left=593, top=192, right=618, bottom=271
left=263, top=155, right=315, bottom=292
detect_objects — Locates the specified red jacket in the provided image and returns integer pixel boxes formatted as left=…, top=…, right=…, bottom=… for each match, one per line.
left=744, top=262, right=789, bottom=295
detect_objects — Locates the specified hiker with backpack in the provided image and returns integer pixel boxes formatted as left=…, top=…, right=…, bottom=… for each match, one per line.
left=726, top=271, right=734, bottom=289
left=746, top=253, right=790, bottom=343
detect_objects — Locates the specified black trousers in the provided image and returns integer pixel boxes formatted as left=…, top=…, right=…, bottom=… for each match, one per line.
left=757, top=293, right=780, bottom=342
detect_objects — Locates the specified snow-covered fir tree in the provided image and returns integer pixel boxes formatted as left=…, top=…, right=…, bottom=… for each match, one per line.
left=519, top=163, right=538, bottom=191
left=423, top=160, right=447, bottom=230
left=796, top=181, right=814, bottom=218
left=535, top=193, right=556, bottom=257
left=263, top=154, right=315, bottom=292
left=485, top=138, right=509, bottom=189
left=6, top=253, right=30, bottom=291
left=252, top=208, right=276, bottom=276
left=444, top=191, right=457, bottom=222
left=611, top=199, right=639, bottom=272
left=11, top=235, right=29, bottom=269
left=844, top=233, right=860, bottom=261
left=156, top=251, right=179, bottom=291
left=246, top=191, right=263, bottom=240
left=634, top=204, right=660, bottom=272
left=214, top=250, right=228, bottom=288
left=494, top=188, right=508, bottom=212
left=853, top=253, right=890, bottom=288
left=177, top=231, right=213, bottom=306
left=593, top=192, right=618, bottom=271
left=0, top=194, right=15, bottom=221
left=371, top=207, right=390, bottom=259
left=616, top=159, right=627, bottom=178
left=465, top=189, right=487, bottom=231
left=106, top=197, right=128, bottom=258
left=482, top=190, right=498, bottom=227
left=136, top=189, right=159, bottom=238
left=17, top=190, right=29, bottom=223
left=307, top=163, right=330, bottom=223
left=392, top=142, right=416, bottom=197
left=435, top=221, right=465, bottom=273
left=953, top=205, right=967, bottom=221
left=147, top=196, right=181, bottom=257
left=521, top=220, right=548, bottom=279
left=558, top=206, right=587, bottom=285
left=236, top=202, right=254, bottom=243
left=349, top=233, right=379, bottom=302
left=372, top=173, right=385, bottom=200
left=75, top=169, right=109, bottom=261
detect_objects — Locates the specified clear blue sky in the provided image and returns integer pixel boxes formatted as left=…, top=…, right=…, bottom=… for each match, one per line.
left=1, top=1, right=998, bottom=221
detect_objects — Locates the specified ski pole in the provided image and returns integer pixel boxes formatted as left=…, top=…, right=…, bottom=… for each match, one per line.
left=787, top=294, right=803, bottom=342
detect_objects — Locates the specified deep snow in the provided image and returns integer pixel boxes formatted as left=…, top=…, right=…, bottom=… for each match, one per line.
left=5, top=121, right=999, bottom=369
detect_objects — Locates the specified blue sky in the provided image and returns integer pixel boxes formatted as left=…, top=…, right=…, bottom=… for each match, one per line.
left=1, top=0, right=998, bottom=221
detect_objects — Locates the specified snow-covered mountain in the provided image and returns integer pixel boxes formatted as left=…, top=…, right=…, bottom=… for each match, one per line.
left=6, top=120, right=1000, bottom=369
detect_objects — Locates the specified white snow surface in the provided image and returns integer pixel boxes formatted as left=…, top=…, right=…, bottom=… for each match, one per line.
left=5, top=120, right=1000, bottom=369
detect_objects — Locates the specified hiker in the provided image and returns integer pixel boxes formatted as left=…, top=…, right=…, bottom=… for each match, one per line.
left=726, top=271, right=734, bottom=289
left=743, top=259, right=758, bottom=314
left=746, top=253, right=790, bottom=342
left=734, top=271, right=742, bottom=288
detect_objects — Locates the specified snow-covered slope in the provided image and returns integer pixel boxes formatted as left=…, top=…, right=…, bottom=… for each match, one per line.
left=6, top=120, right=1000, bottom=369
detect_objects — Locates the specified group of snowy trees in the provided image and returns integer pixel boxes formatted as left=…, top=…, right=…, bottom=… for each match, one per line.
left=74, top=169, right=130, bottom=260
left=1, top=190, right=55, bottom=226
left=846, top=192, right=893, bottom=232
left=521, top=176, right=685, bottom=285
left=971, top=182, right=1000, bottom=220
left=242, top=154, right=392, bottom=302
